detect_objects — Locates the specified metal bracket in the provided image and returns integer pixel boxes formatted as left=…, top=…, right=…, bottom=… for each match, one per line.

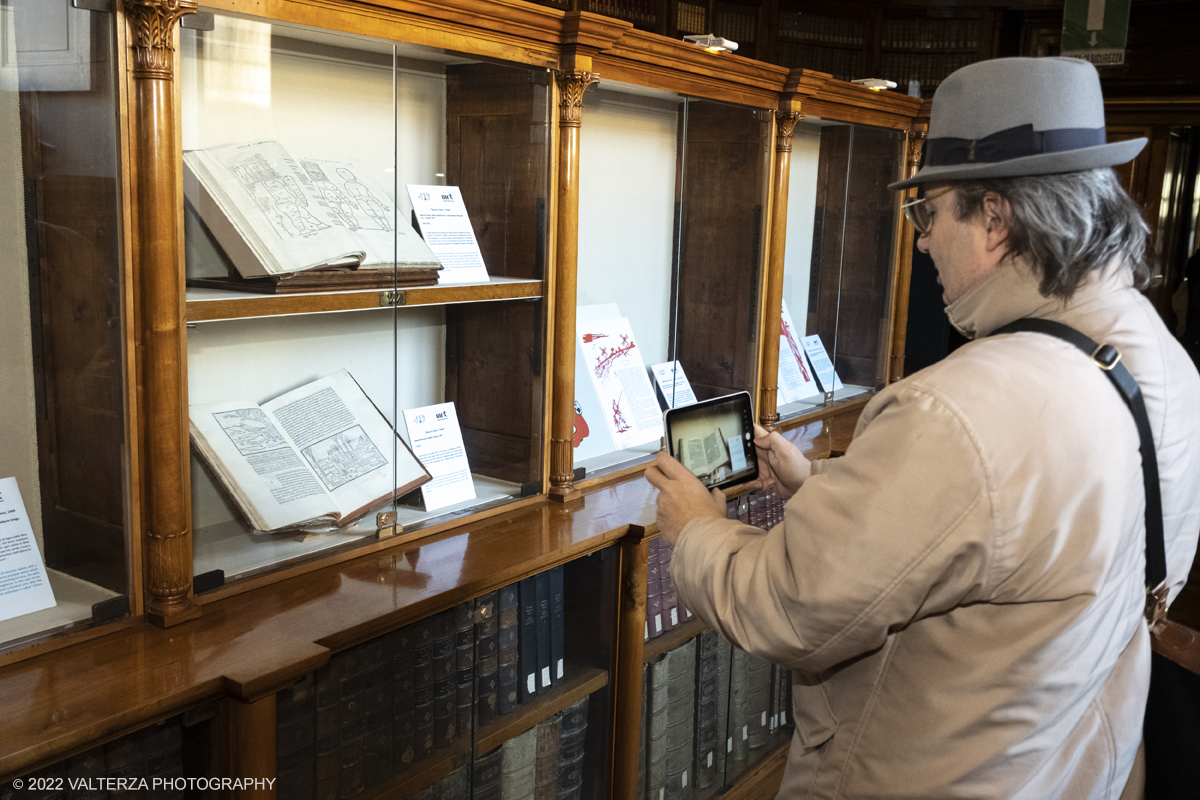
left=380, top=290, right=407, bottom=307
left=181, top=12, right=216, bottom=31
left=377, top=510, right=402, bottom=538
left=73, top=0, right=112, bottom=12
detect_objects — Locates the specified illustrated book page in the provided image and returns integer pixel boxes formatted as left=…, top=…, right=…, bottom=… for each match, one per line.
left=777, top=299, right=820, bottom=405
left=189, top=370, right=430, bottom=532
left=678, top=429, right=729, bottom=477
left=577, top=317, right=663, bottom=449
left=183, top=140, right=440, bottom=278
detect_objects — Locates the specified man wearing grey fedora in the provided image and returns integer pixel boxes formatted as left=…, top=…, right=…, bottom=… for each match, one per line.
left=647, top=57, right=1200, bottom=797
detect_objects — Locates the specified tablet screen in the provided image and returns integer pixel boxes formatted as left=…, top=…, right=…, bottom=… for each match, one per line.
left=665, top=392, right=756, bottom=490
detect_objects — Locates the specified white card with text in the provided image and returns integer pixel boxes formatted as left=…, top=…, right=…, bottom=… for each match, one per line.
left=0, top=477, right=56, bottom=622
left=650, top=361, right=698, bottom=409
left=402, top=403, right=476, bottom=511
left=801, top=334, right=844, bottom=392
left=406, top=185, right=490, bottom=284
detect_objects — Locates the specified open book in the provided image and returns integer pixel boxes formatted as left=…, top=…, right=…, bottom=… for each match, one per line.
left=183, top=139, right=442, bottom=281
left=678, top=428, right=731, bottom=477
left=190, top=370, right=431, bottom=532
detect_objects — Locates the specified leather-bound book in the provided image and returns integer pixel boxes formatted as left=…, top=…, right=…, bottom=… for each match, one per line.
left=65, top=747, right=105, bottom=800
left=659, top=542, right=677, bottom=634
left=390, top=624, right=417, bottom=773
left=664, top=641, right=695, bottom=800
left=694, top=629, right=718, bottom=791
left=497, top=583, right=521, bottom=716
left=556, top=696, right=589, bottom=800
left=500, top=726, right=538, bottom=799
left=454, top=602, right=475, bottom=742
left=549, top=566, right=565, bottom=688
left=314, top=658, right=342, bottom=800
left=472, top=745, right=504, bottom=800
left=534, top=570, right=552, bottom=695
left=361, top=640, right=393, bottom=786
left=646, top=539, right=663, bottom=640
left=431, top=762, right=468, bottom=800
left=637, top=664, right=647, bottom=800
left=715, top=635, right=731, bottom=776
left=518, top=577, right=539, bottom=704
left=475, top=592, right=500, bottom=726
left=645, top=655, right=669, bottom=800
left=746, top=654, right=771, bottom=750
left=533, top=713, right=562, bottom=800
left=143, top=720, right=184, bottom=799
left=336, top=648, right=365, bottom=800
left=729, top=647, right=748, bottom=764
left=276, top=674, right=316, bottom=800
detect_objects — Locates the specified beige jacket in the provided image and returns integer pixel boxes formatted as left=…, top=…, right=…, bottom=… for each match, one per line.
left=672, top=260, right=1200, bottom=799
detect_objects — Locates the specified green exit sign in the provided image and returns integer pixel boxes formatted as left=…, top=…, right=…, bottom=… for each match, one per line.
left=1061, top=0, right=1131, bottom=66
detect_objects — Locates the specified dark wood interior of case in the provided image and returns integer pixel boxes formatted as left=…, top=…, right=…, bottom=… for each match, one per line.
left=672, top=100, right=767, bottom=403
left=20, top=15, right=127, bottom=595
left=444, top=63, right=549, bottom=485
left=810, top=124, right=903, bottom=388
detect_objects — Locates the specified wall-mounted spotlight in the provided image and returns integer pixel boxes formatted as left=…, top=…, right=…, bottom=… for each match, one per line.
left=851, top=78, right=898, bottom=92
left=683, top=34, right=738, bottom=53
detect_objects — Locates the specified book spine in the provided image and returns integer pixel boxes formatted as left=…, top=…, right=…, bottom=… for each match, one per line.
left=361, top=640, right=393, bottom=787
left=336, top=649, right=365, bottom=800
left=64, top=747, right=106, bottom=800
left=557, top=695, right=590, bottom=800
left=390, top=625, right=417, bottom=773
left=646, top=538, right=663, bottom=640
left=715, top=635, right=731, bottom=777
left=747, top=654, right=771, bottom=750
left=694, top=630, right=718, bottom=791
left=454, top=601, right=475, bottom=742
left=142, top=719, right=184, bottom=799
left=430, top=610, right=457, bottom=750
left=497, top=584, right=520, bottom=716
left=314, top=658, right=341, bottom=800
left=412, top=619, right=436, bottom=762
left=549, top=565, right=565, bottom=687
left=730, top=647, right=748, bottom=763
left=500, top=725, right=537, bottom=800
left=638, top=663, right=648, bottom=800
left=475, top=592, right=500, bottom=726
left=646, top=656, right=669, bottom=800
left=659, top=541, right=677, bottom=632
left=472, top=745, right=504, bottom=800
left=276, top=673, right=316, bottom=800
left=534, top=714, right=562, bottom=800
left=519, top=577, right=539, bottom=704
left=664, top=641, right=695, bottom=800
left=534, top=570, right=552, bottom=695
left=431, top=762, right=468, bottom=800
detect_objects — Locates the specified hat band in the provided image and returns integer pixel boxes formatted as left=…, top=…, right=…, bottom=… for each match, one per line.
left=926, top=124, right=1107, bottom=167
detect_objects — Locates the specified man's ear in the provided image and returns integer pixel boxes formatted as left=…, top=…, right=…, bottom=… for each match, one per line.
left=980, top=192, right=1012, bottom=254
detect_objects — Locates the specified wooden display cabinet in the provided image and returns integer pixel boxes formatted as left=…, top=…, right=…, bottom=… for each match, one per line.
left=1, top=2, right=924, bottom=798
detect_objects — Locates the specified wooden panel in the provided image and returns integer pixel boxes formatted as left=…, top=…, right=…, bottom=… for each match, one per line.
left=673, top=99, right=769, bottom=402
left=223, top=695, right=276, bottom=799
left=445, top=64, right=550, bottom=486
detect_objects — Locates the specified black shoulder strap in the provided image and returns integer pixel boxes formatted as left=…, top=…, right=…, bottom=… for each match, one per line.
left=990, top=318, right=1168, bottom=626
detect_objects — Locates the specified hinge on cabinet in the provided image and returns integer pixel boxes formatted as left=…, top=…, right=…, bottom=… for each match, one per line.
left=377, top=511, right=402, bottom=538
left=73, top=0, right=111, bottom=12
left=181, top=12, right=216, bottom=31
left=379, top=290, right=407, bottom=307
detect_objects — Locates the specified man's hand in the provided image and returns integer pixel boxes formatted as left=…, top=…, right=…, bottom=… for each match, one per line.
left=645, top=451, right=727, bottom=546
left=745, top=424, right=811, bottom=498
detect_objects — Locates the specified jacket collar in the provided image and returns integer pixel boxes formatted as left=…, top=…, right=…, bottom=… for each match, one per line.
left=945, top=257, right=1134, bottom=339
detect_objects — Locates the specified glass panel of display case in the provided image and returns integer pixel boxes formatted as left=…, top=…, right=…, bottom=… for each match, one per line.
left=0, top=1, right=130, bottom=651
left=777, top=120, right=904, bottom=421
left=575, top=82, right=770, bottom=480
left=181, top=15, right=549, bottom=588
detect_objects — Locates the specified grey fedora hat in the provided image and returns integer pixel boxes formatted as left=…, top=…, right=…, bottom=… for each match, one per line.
left=889, top=57, right=1146, bottom=190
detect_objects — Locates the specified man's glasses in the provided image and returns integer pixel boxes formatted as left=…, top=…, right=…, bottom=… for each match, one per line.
left=901, top=186, right=955, bottom=235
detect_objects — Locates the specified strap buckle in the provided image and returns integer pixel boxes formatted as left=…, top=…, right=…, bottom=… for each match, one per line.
left=1091, top=343, right=1121, bottom=371
left=1146, top=581, right=1168, bottom=628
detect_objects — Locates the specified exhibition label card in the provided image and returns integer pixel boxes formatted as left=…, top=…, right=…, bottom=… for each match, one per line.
left=402, top=403, right=476, bottom=511
left=0, top=477, right=56, bottom=622
left=650, top=361, right=698, bottom=408
left=777, top=300, right=819, bottom=405
left=406, top=185, right=490, bottom=284
left=801, top=334, right=844, bottom=393
left=578, top=318, right=663, bottom=449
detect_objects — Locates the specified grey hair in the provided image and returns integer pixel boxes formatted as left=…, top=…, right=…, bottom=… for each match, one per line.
left=952, top=168, right=1151, bottom=300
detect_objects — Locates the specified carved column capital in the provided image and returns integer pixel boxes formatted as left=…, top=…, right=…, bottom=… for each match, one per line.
left=775, top=111, right=803, bottom=153
left=125, top=0, right=197, bottom=80
left=906, top=130, right=927, bottom=180
left=555, top=70, right=597, bottom=128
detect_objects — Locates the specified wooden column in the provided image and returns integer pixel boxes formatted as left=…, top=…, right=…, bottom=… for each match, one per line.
left=125, top=0, right=200, bottom=626
left=223, top=694, right=277, bottom=798
left=887, top=123, right=927, bottom=385
left=610, top=528, right=649, bottom=798
left=758, top=107, right=802, bottom=430
left=548, top=66, right=597, bottom=503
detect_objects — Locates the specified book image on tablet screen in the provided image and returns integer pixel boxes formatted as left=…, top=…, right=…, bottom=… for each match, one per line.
left=664, top=391, right=758, bottom=492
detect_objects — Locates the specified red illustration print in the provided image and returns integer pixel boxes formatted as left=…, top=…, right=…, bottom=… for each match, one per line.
left=611, top=397, right=631, bottom=434
left=593, top=334, right=637, bottom=381
left=780, top=317, right=810, bottom=382
left=581, top=333, right=608, bottom=343
left=573, top=401, right=590, bottom=447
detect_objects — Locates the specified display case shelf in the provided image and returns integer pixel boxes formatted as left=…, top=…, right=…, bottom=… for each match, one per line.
left=185, top=277, right=543, bottom=322
left=474, top=663, right=608, bottom=753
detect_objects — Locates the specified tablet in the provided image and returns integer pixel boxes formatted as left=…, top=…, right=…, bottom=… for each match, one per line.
left=664, top=391, right=758, bottom=491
